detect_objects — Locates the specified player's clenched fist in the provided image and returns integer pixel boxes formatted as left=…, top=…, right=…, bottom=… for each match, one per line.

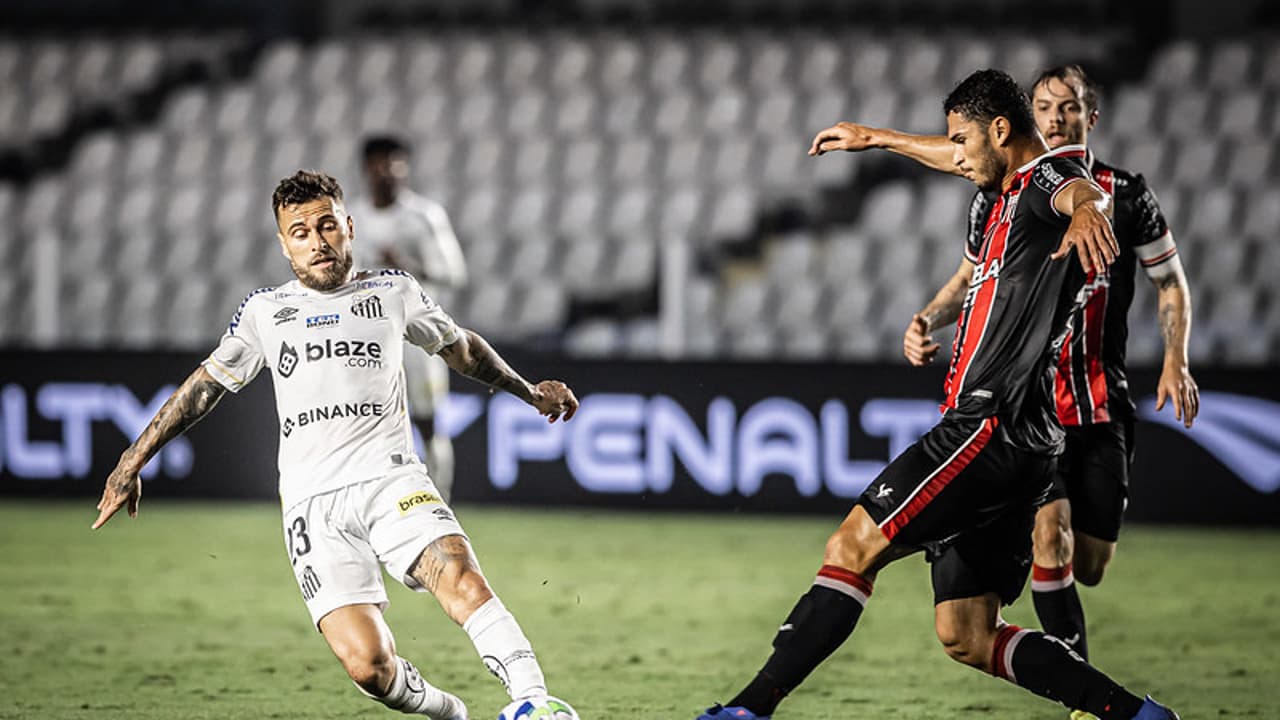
left=809, top=121, right=881, bottom=156
left=903, top=313, right=942, bottom=367
left=530, top=380, right=579, bottom=423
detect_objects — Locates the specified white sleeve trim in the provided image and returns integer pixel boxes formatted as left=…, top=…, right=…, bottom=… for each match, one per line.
left=1135, top=230, right=1177, bottom=265
left=1048, top=176, right=1091, bottom=218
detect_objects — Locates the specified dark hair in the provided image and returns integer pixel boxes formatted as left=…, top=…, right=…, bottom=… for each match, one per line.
left=271, top=170, right=344, bottom=216
left=943, top=69, right=1036, bottom=138
left=1032, top=64, right=1100, bottom=114
left=362, top=135, right=410, bottom=160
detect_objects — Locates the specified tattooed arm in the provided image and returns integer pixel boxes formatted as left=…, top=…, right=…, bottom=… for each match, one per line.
left=1151, top=262, right=1199, bottom=427
left=905, top=258, right=975, bottom=367
left=92, top=366, right=227, bottom=529
left=437, top=328, right=578, bottom=422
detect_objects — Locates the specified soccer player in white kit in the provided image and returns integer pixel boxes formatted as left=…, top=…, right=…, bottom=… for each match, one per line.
left=92, top=170, right=580, bottom=720
left=351, top=136, right=468, bottom=500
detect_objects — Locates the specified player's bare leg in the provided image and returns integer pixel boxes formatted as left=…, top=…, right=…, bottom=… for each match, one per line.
left=319, top=604, right=467, bottom=719
left=410, top=534, right=548, bottom=701
left=1032, top=499, right=1090, bottom=658
left=713, top=506, right=912, bottom=717
left=1073, top=531, right=1117, bottom=587
left=935, top=592, right=1159, bottom=719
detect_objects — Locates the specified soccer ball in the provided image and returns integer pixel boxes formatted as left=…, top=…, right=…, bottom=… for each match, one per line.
left=496, top=696, right=579, bottom=720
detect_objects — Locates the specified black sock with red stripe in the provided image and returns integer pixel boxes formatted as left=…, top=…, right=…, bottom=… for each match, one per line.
left=1031, top=563, right=1089, bottom=660
left=991, top=625, right=1142, bottom=719
left=728, top=565, right=872, bottom=716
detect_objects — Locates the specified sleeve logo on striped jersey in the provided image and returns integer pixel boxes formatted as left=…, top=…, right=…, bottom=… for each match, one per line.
left=1033, top=161, right=1066, bottom=194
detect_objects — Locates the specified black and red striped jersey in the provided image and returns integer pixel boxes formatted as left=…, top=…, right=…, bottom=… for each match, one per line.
left=965, top=151, right=1176, bottom=426
left=945, top=145, right=1092, bottom=454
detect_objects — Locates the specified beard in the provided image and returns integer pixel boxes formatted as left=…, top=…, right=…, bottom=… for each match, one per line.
left=291, top=249, right=353, bottom=291
left=970, top=143, right=1007, bottom=192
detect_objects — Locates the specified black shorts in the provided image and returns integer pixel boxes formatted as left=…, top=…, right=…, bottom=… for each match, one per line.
left=1042, top=417, right=1133, bottom=542
left=857, top=416, right=1055, bottom=606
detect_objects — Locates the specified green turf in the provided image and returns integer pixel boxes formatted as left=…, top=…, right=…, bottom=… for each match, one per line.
left=0, top=500, right=1276, bottom=719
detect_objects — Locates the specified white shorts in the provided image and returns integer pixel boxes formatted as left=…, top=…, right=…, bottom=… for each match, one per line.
left=280, top=467, right=467, bottom=627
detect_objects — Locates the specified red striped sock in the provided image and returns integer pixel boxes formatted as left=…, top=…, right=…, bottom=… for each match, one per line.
left=1031, top=563, right=1075, bottom=591
left=813, top=564, right=873, bottom=605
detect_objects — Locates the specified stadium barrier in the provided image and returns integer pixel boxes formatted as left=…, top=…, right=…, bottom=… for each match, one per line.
left=1, top=350, right=1277, bottom=525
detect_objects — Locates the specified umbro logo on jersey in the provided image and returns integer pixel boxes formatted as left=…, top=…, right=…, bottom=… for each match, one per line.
left=274, top=307, right=299, bottom=325
left=306, top=314, right=340, bottom=329
left=278, top=341, right=299, bottom=378
left=351, top=294, right=385, bottom=320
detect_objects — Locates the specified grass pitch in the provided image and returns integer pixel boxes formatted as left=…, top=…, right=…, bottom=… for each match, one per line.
left=0, top=500, right=1276, bottom=719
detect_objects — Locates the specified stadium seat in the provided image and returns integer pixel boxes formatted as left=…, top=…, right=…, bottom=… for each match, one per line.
left=1149, top=40, right=1201, bottom=88
left=721, top=276, right=771, bottom=332
left=1205, top=40, right=1253, bottom=88
left=513, top=283, right=569, bottom=335
left=1217, top=89, right=1263, bottom=136
left=1108, top=87, right=1157, bottom=139
left=858, top=181, right=918, bottom=237
left=1162, top=89, right=1213, bottom=139
left=1223, top=137, right=1274, bottom=187
left=564, top=318, right=622, bottom=357
left=727, top=324, right=775, bottom=359
left=774, top=283, right=824, bottom=330
left=621, top=318, right=662, bottom=357
left=0, top=28, right=1267, bottom=364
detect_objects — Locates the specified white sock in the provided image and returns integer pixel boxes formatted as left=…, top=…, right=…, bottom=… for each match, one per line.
left=360, top=656, right=467, bottom=719
left=463, top=597, right=547, bottom=700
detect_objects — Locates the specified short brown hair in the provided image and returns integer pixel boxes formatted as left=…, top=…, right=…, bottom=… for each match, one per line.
left=1032, top=64, right=1100, bottom=114
left=271, top=170, right=344, bottom=217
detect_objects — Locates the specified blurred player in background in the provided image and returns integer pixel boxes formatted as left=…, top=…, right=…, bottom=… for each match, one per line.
left=352, top=136, right=469, bottom=500
left=810, top=65, right=1198, bottom=686
left=93, top=171, right=577, bottom=720
left=699, top=70, right=1178, bottom=720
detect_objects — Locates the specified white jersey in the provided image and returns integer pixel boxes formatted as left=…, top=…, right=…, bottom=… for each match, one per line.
left=202, top=270, right=459, bottom=509
left=351, top=190, right=468, bottom=293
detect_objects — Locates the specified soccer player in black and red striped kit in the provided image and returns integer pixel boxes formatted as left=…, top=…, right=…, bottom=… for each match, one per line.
left=696, top=70, right=1178, bottom=720
left=809, top=66, right=1199, bottom=686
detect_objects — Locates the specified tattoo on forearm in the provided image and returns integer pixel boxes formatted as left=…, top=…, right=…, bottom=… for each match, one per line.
left=1155, top=274, right=1191, bottom=357
left=454, top=332, right=533, bottom=402
left=123, top=371, right=225, bottom=468
left=1158, top=302, right=1177, bottom=344
left=411, top=534, right=476, bottom=594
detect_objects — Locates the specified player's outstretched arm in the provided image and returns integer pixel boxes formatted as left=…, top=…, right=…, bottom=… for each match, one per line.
left=1050, top=180, right=1118, bottom=274
left=92, top=366, right=227, bottom=529
left=904, top=259, right=975, bottom=366
left=809, top=121, right=959, bottom=176
left=1150, top=261, right=1199, bottom=427
left=438, top=328, right=578, bottom=423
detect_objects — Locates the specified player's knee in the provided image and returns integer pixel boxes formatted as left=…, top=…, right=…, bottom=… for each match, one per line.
left=822, top=508, right=886, bottom=574
left=934, top=623, right=992, bottom=669
left=343, top=648, right=398, bottom=696
left=1074, top=551, right=1110, bottom=587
